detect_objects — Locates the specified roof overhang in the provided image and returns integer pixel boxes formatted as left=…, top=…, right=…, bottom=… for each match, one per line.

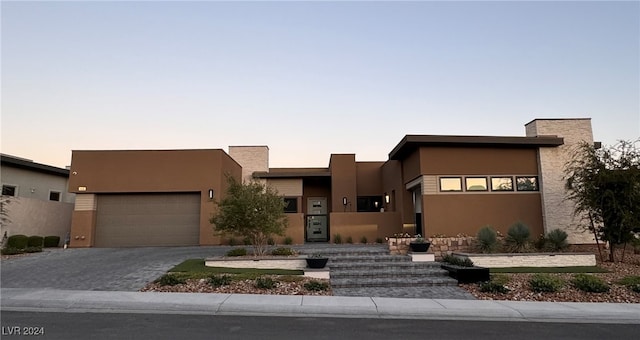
left=253, top=168, right=331, bottom=179
left=389, top=135, right=564, bottom=160
left=1, top=154, right=70, bottom=177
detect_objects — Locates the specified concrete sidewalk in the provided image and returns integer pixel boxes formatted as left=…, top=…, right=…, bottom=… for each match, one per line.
left=2, top=288, right=639, bottom=324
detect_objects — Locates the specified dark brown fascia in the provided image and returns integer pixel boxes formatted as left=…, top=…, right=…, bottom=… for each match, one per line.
left=1, top=154, right=70, bottom=177
left=388, top=135, right=565, bottom=160
left=253, top=167, right=331, bottom=179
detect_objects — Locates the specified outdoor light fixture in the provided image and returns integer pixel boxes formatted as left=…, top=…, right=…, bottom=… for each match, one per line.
left=342, top=197, right=348, bottom=206
left=208, top=189, right=214, bottom=200
left=384, top=192, right=390, bottom=204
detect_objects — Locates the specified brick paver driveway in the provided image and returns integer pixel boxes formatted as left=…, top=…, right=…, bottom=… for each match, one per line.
left=0, top=247, right=231, bottom=291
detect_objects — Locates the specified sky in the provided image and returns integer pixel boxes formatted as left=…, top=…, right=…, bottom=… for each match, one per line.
left=1, top=0, right=639, bottom=169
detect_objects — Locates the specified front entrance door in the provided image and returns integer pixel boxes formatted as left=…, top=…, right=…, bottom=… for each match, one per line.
left=306, top=197, right=328, bottom=242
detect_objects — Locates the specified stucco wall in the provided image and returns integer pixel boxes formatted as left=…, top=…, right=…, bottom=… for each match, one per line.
left=329, top=212, right=402, bottom=241
left=1, top=166, right=74, bottom=203
left=2, top=196, right=73, bottom=243
left=525, top=119, right=595, bottom=243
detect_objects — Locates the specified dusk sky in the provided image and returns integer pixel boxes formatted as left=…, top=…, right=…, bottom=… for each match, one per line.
left=2, top=1, right=638, bottom=169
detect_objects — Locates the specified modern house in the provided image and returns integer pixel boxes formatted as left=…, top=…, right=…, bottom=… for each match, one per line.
left=67, top=118, right=596, bottom=248
left=1, top=154, right=75, bottom=241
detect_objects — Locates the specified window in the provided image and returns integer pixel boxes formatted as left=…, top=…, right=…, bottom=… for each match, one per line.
left=283, top=197, right=297, bottom=213
left=491, top=177, right=514, bottom=191
left=357, top=196, right=383, bottom=212
left=2, top=185, right=16, bottom=196
left=439, top=177, right=462, bottom=192
left=465, top=177, right=487, bottom=191
left=49, top=191, right=61, bottom=201
left=516, top=176, right=539, bottom=191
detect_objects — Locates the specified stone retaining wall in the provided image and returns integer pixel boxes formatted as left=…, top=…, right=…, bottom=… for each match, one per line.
left=452, top=252, right=597, bottom=268
left=205, top=257, right=306, bottom=270
left=388, top=236, right=474, bottom=259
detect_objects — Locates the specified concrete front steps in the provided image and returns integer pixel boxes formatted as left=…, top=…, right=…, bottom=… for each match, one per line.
left=328, top=252, right=458, bottom=289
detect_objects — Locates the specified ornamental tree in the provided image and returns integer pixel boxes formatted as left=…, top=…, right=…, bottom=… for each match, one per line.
left=210, top=176, right=287, bottom=256
left=564, top=140, right=640, bottom=262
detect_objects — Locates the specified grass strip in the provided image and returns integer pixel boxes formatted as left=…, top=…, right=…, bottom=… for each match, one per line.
left=490, top=266, right=607, bottom=273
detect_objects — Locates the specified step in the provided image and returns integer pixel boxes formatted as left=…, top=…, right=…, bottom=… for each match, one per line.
left=330, top=276, right=458, bottom=288
left=330, top=261, right=441, bottom=270
left=328, top=255, right=411, bottom=263
left=330, top=268, right=450, bottom=279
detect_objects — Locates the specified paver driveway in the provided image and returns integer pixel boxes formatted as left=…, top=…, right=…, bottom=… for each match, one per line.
left=0, top=247, right=231, bottom=291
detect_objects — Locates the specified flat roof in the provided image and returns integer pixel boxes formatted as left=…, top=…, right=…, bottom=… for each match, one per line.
left=253, top=167, right=331, bottom=178
left=1, top=154, right=70, bottom=177
left=388, top=135, right=564, bottom=160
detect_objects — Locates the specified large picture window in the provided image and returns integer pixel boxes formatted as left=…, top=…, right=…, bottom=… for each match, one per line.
left=516, top=176, right=539, bottom=191
left=491, top=177, right=514, bottom=191
left=439, top=177, right=462, bottom=192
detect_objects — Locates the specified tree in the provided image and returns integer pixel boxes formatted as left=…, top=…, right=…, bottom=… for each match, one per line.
left=210, top=176, right=288, bottom=256
left=564, top=140, right=640, bottom=262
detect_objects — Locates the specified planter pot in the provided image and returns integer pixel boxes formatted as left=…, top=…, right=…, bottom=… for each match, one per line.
left=409, top=242, right=431, bottom=253
left=306, top=257, right=329, bottom=269
left=441, top=264, right=490, bottom=284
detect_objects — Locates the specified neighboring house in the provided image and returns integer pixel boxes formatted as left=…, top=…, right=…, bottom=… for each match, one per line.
left=67, top=118, right=596, bottom=248
left=1, top=154, right=75, bottom=243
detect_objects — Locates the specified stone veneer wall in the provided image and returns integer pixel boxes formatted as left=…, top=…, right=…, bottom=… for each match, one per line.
left=388, top=236, right=475, bottom=260
left=228, top=146, right=269, bottom=183
left=525, top=119, right=595, bottom=244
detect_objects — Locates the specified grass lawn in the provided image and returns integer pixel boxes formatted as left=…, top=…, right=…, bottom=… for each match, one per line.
left=169, top=259, right=304, bottom=276
left=490, top=266, right=608, bottom=273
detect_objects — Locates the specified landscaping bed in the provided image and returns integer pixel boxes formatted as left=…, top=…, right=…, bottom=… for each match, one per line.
left=459, top=245, right=640, bottom=303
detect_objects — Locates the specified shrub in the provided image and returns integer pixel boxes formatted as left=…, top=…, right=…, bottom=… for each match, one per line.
left=24, top=246, right=43, bottom=253
left=375, top=238, right=384, bottom=244
left=226, top=248, right=247, bottom=257
left=442, top=254, right=474, bottom=267
left=617, top=276, right=640, bottom=293
left=346, top=236, right=353, bottom=244
left=476, top=226, right=498, bottom=253
left=534, top=234, right=547, bottom=251
left=267, top=237, right=275, bottom=246
left=155, top=274, right=186, bottom=286
left=333, top=234, right=342, bottom=244
left=27, top=236, right=44, bottom=248
left=529, top=274, right=564, bottom=293
left=243, top=237, right=252, bottom=246
left=43, top=236, right=60, bottom=248
left=504, top=222, right=532, bottom=253
left=1, top=247, right=23, bottom=255
left=544, top=229, right=569, bottom=252
left=284, top=236, right=293, bottom=245
left=572, top=274, right=610, bottom=293
left=479, top=281, right=509, bottom=294
left=271, top=247, right=295, bottom=256
left=7, top=235, right=28, bottom=249
left=208, top=274, right=232, bottom=287
left=360, top=236, right=368, bottom=244
left=255, top=277, right=277, bottom=289
left=228, top=238, right=237, bottom=246
left=304, top=280, right=329, bottom=291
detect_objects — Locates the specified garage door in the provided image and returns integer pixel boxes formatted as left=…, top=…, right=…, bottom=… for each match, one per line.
left=95, top=193, right=200, bottom=247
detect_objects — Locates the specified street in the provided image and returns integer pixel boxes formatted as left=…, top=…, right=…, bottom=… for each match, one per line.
left=2, top=312, right=638, bottom=340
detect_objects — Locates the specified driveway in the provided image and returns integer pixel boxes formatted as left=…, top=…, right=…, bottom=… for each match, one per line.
left=0, top=247, right=232, bottom=291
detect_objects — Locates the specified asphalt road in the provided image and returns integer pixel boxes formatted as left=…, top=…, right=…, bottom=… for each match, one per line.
left=2, top=312, right=639, bottom=340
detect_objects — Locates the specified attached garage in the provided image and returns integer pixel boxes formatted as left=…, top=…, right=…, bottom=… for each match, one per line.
left=95, top=193, right=201, bottom=247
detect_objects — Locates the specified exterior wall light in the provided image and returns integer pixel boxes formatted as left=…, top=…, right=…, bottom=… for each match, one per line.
left=342, top=197, right=348, bottom=206
left=208, top=189, right=214, bottom=200
left=384, top=192, right=390, bottom=204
